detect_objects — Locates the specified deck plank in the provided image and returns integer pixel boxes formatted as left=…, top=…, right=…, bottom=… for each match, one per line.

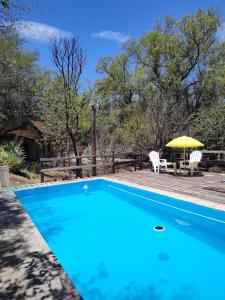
left=109, top=170, right=225, bottom=208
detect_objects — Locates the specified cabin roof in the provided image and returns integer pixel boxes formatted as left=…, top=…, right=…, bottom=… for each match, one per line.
left=7, top=120, right=44, bottom=139
left=30, top=120, right=45, bottom=133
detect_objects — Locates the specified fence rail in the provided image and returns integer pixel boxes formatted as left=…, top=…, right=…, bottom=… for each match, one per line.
left=201, top=150, right=225, bottom=161
left=40, top=152, right=147, bottom=182
left=40, top=149, right=225, bottom=182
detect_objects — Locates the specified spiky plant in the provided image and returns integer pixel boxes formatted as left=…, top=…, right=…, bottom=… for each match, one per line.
left=0, top=141, right=25, bottom=171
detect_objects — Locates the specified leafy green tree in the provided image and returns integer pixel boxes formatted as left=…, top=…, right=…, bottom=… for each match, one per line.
left=126, top=8, right=221, bottom=148
left=0, top=26, right=45, bottom=137
left=193, top=103, right=225, bottom=149
left=95, top=54, right=138, bottom=152
left=119, top=105, right=156, bottom=151
left=96, top=54, right=134, bottom=107
left=1, top=0, right=9, bottom=8
left=0, top=0, right=31, bottom=24
left=95, top=8, right=223, bottom=151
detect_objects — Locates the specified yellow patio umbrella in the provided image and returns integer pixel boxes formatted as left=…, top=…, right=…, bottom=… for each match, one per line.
left=166, top=136, right=204, bottom=159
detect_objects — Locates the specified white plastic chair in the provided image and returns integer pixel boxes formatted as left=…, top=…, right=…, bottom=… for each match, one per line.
left=149, top=151, right=169, bottom=173
left=179, top=150, right=202, bottom=176
left=149, top=151, right=160, bottom=173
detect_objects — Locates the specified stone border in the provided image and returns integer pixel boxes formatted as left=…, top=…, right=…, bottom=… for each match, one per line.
left=14, top=177, right=98, bottom=191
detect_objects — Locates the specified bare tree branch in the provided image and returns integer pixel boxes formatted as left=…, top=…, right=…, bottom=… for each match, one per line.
left=50, top=36, right=86, bottom=96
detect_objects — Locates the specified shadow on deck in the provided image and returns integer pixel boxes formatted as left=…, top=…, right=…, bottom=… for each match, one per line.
left=0, top=192, right=82, bottom=300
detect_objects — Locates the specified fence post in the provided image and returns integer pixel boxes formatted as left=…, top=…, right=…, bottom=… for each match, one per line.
left=40, top=160, right=44, bottom=182
left=41, top=172, right=44, bottom=183
left=139, top=153, right=143, bottom=170
left=77, top=157, right=82, bottom=178
left=91, top=105, right=97, bottom=176
left=134, top=154, right=137, bottom=171
left=112, top=152, right=115, bottom=174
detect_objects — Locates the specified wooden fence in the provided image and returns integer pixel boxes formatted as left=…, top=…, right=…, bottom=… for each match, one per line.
left=40, top=149, right=225, bottom=182
left=40, top=152, right=147, bottom=182
left=201, top=150, right=225, bottom=160
left=199, top=150, right=225, bottom=171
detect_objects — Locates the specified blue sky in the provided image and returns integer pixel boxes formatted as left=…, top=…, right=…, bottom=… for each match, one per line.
left=19, top=0, right=225, bottom=83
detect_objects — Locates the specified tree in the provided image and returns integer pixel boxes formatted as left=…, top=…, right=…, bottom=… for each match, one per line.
left=193, top=103, right=225, bottom=149
left=46, top=36, right=90, bottom=157
left=0, top=26, right=46, bottom=137
left=95, top=54, right=137, bottom=152
left=97, top=8, right=225, bottom=152
left=0, top=0, right=31, bottom=24
left=43, top=76, right=90, bottom=155
left=96, top=54, right=134, bottom=108
left=126, top=8, right=221, bottom=149
left=1, top=0, right=9, bottom=8
left=119, top=104, right=156, bottom=151
left=95, top=8, right=223, bottom=151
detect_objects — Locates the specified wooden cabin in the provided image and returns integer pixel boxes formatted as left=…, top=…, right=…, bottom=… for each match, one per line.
left=7, top=120, right=56, bottom=161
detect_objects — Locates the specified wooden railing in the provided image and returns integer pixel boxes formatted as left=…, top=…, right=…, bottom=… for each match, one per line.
left=201, top=150, right=225, bottom=160
left=40, top=149, right=225, bottom=182
left=40, top=152, right=147, bottom=182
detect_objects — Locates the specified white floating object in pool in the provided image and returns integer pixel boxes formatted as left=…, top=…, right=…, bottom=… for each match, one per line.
left=83, top=184, right=89, bottom=190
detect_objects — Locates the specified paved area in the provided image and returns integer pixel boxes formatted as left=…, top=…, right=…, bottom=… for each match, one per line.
left=0, top=192, right=82, bottom=300
left=109, top=170, right=225, bottom=210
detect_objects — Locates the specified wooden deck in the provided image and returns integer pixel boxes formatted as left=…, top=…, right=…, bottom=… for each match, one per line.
left=108, top=170, right=225, bottom=210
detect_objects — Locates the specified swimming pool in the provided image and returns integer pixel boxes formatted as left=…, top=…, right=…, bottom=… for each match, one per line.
left=16, top=179, right=225, bottom=300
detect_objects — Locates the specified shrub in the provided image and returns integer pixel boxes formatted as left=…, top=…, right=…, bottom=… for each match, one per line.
left=27, top=161, right=41, bottom=173
left=0, top=148, right=9, bottom=166
left=0, top=141, right=25, bottom=171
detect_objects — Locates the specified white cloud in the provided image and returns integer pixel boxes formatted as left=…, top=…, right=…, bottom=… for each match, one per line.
left=15, top=21, right=73, bottom=42
left=91, top=30, right=131, bottom=44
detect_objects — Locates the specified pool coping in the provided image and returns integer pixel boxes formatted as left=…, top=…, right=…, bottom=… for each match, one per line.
left=102, top=177, right=225, bottom=212
left=15, top=176, right=225, bottom=212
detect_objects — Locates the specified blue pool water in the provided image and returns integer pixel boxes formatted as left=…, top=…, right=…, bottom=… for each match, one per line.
left=16, top=179, right=225, bottom=300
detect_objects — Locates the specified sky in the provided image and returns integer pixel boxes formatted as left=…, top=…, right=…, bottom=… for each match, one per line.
left=18, top=0, right=225, bottom=83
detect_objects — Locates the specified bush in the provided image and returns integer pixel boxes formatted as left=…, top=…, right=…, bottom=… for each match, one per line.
left=0, top=141, right=25, bottom=171
left=0, top=148, right=9, bottom=166
left=27, top=161, right=41, bottom=173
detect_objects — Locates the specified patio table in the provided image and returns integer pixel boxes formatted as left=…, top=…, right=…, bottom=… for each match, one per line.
left=160, top=160, right=177, bottom=174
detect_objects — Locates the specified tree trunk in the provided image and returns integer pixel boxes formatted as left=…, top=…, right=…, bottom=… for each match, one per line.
left=69, top=134, right=82, bottom=178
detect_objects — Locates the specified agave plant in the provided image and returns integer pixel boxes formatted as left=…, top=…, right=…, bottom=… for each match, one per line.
left=0, top=141, right=25, bottom=171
